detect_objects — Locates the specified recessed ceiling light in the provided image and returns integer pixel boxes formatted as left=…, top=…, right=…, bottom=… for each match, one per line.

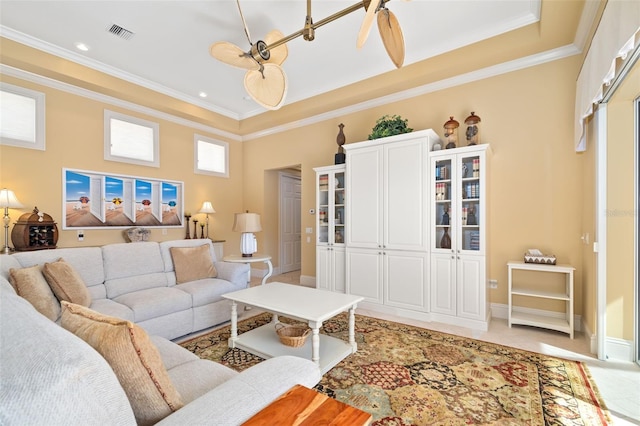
left=74, top=42, right=89, bottom=52
left=199, top=92, right=207, bottom=98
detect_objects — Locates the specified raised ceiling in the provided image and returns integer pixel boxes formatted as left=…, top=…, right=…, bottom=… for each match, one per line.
left=0, top=1, right=543, bottom=120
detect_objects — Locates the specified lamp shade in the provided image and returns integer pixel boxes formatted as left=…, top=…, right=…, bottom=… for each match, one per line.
left=0, top=189, right=24, bottom=209
left=232, top=212, right=262, bottom=233
left=198, top=201, right=216, bottom=214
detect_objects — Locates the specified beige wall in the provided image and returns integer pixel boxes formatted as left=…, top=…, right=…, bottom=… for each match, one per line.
left=0, top=75, right=245, bottom=254
left=243, top=55, right=586, bottom=311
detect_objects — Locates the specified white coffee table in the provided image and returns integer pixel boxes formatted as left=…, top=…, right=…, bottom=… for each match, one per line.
left=222, top=282, right=364, bottom=374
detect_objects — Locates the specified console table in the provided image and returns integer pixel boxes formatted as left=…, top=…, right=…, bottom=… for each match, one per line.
left=507, top=261, right=574, bottom=338
left=223, top=253, right=273, bottom=285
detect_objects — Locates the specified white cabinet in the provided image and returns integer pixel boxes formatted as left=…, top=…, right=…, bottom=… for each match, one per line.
left=346, top=132, right=432, bottom=251
left=430, top=145, right=490, bottom=329
left=507, top=261, right=574, bottom=338
left=345, top=130, right=439, bottom=312
left=317, top=246, right=346, bottom=293
left=314, top=165, right=346, bottom=292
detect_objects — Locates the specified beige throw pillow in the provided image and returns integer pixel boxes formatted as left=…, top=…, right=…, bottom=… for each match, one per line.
left=42, top=258, right=91, bottom=307
left=61, top=302, right=184, bottom=426
left=170, top=244, right=217, bottom=284
left=9, top=265, right=61, bottom=321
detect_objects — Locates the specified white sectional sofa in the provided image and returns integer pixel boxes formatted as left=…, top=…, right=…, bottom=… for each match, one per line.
left=0, top=239, right=322, bottom=425
left=1, top=239, right=250, bottom=339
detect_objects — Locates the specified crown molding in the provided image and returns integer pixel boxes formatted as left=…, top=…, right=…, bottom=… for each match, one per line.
left=0, top=64, right=242, bottom=142
left=242, top=44, right=581, bottom=141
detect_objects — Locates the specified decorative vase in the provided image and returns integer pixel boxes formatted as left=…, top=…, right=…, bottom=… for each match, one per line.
left=464, top=112, right=481, bottom=145
left=440, top=227, right=451, bottom=249
left=467, top=206, right=477, bottom=226
left=335, top=123, right=346, bottom=164
left=442, top=206, right=449, bottom=226
left=443, top=116, right=459, bottom=149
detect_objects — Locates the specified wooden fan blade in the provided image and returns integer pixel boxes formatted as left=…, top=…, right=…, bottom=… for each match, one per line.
left=264, top=30, right=288, bottom=65
left=244, top=63, right=288, bottom=110
left=210, top=41, right=260, bottom=71
left=357, top=0, right=382, bottom=49
left=377, top=9, right=405, bottom=68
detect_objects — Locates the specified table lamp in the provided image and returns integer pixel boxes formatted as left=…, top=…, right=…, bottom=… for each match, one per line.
left=232, top=211, right=261, bottom=257
left=198, top=201, right=216, bottom=238
left=0, top=188, right=24, bottom=254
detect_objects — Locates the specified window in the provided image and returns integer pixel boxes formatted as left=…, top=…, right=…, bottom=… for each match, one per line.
left=194, top=134, right=229, bottom=178
left=0, top=83, right=46, bottom=150
left=104, top=110, right=159, bottom=167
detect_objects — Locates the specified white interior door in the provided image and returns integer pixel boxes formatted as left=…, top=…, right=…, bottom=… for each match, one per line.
left=280, top=173, right=301, bottom=274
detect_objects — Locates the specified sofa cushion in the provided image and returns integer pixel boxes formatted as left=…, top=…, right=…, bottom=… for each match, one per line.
left=61, top=301, right=184, bottom=426
left=1, top=284, right=136, bottom=426
left=102, top=242, right=165, bottom=281
left=150, top=335, right=238, bottom=404
left=43, top=258, right=92, bottom=307
left=159, top=239, right=218, bottom=273
left=113, top=286, right=192, bottom=323
left=176, top=278, right=237, bottom=307
left=170, top=244, right=217, bottom=284
left=8, top=264, right=61, bottom=321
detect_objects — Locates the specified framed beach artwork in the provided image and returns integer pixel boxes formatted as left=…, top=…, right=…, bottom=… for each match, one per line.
left=63, top=168, right=183, bottom=229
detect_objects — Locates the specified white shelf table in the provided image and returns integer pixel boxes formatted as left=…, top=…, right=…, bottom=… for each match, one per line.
left=507, top=261, right=575, bottom=338
left=222, top=282, right=364, bottom=374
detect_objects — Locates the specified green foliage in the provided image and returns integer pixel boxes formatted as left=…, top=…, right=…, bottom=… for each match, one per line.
left=368, top=115, right=413, bottom=140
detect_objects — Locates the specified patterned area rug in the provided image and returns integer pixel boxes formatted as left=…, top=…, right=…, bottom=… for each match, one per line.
left=180, top=312, right=610, bottom=425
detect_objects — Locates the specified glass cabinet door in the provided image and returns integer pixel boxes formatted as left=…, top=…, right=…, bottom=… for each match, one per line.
left=458, top=154, right=481, bottom=252
left=334, top=171, right=345, bottom=245
left=434, top=158, right=453, bottom=250
left=318, top=172, right=330, bottom=244
left=316, top=167, right=346, bottom=246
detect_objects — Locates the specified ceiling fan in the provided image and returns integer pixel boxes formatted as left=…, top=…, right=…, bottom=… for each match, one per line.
left=210, top=0, right=406, bottom=111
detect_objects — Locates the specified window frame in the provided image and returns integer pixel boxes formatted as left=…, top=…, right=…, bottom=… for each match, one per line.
left=194, top=134, right=229, bottom=178
left=104, top=109, right=160, bottom=167
left=0, top=82, right=46, bottom=151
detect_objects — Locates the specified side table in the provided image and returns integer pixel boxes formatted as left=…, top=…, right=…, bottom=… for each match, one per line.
left=223, top=253, right=273, bottom=285
left=507, top=261, right=575, bottom=338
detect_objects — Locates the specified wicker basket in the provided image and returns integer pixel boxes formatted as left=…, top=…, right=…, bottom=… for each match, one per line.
left=275, top=323, right=311, bottom=348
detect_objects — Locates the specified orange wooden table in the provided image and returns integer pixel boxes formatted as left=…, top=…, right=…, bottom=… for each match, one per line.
left=242, top=384, right=372, bottom=426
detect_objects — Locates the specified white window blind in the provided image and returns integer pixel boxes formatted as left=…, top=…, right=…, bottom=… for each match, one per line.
left=104, top=110, right=159, bottom=167
left=194, top=135, right=229, bottom=178
left=0, top=83, right=45, bottom=150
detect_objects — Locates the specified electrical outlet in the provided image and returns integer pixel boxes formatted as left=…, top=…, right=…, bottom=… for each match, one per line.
left=162, top=228, right=167, bottom=235
left=489, top=279, right=498, bottom=289
left=77, top=230, right=84, bottom=241
left=306, top=227, right=313, bottom=234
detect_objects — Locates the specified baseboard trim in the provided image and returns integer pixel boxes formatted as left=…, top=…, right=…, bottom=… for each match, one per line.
left=299, top=275, right=316, bottom=287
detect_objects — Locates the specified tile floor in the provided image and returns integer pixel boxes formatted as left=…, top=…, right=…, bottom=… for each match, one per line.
left=257, top=271, right=640, bottom=425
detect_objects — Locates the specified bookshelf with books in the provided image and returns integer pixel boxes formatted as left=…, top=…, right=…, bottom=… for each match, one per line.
left=429, top=144, right=491, bottom=330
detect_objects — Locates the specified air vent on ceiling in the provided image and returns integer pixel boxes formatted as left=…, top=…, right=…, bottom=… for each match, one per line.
left=107, top=24, right=135, bottom=40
